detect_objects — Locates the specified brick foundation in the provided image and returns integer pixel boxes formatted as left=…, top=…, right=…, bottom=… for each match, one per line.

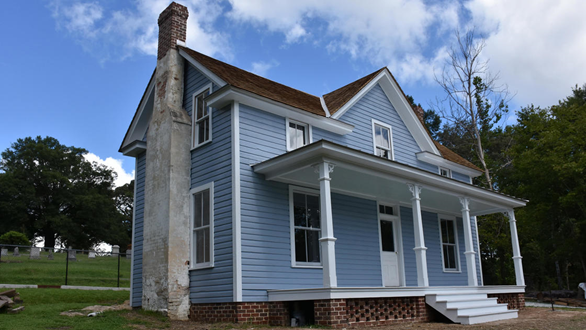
left=190, top=297, right=430, bottom=328
left=189, top=302, right=289, bottom=326
left=488, top=293, right=525, bottom=310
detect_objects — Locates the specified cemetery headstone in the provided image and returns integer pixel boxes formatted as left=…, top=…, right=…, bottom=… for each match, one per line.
left=111, top=245, right=120, bottom=257
left=13, top=247, right=20, bottom=257
left=47, top=250, right=54, bottom=260
left=1, top=248, right=7, bottom=256
left=29, top=247, right=41, bottom=260
left=126, top=249, right=132, bottom=260
left=88, top=251, right=96, bottom=259
left=67, top=247, right=76, bottom=261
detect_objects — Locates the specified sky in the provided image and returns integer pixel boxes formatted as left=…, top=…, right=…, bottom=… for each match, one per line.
left=1, top=0, right=585, bottom=183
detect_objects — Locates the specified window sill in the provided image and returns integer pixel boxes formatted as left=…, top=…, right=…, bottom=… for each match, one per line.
left=292, top=263, right=323, bottom=269
left=442, top=269, right=461, bottom=273
left=191, top=139, right=212, bottom=151
left=190, top=263, right=214, bottom=271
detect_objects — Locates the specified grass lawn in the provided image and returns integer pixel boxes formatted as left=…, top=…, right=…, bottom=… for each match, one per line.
left=0, top=288, right=169, bottom=330
left=0, top=251, right=131, bottom=287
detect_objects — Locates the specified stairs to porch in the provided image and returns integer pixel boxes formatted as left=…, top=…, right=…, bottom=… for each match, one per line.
left=426, top=293, right=518, bottom=325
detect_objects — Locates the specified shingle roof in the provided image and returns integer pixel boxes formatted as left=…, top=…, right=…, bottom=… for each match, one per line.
left=323, top=68, right=385, bottom=115
left=179, top=46, right=325, bottom=116
left=179, top=46, right=481, bottom=173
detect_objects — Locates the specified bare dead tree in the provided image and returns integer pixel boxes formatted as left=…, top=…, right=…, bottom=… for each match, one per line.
left=433, top=29, right=512, bottom=190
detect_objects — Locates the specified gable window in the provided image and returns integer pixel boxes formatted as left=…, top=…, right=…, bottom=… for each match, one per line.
left=287, top=119, right=310, bottom=151
left=192, top=85, right=212, bottom=148
left=439, top=216, right=460, bottom=272
left=291, top=189, right=321, bottom=266
left=372, top=120, right=394, bottom=160
left=439, top=167, right=451, bottom=178
left=191, top=182, right=214, bottom=269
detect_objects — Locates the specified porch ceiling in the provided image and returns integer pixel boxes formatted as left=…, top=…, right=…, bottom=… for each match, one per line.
left=252, top=140, right=526, bottom=216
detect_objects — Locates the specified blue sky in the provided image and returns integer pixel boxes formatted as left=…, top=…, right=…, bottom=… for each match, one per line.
left=1, top=0, right=585, bottom=183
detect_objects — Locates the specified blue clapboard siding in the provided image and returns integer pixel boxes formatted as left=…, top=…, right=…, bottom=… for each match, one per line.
left=131, top=152, right=146, bottom=307
left=240, top=104, right=322, bottom=302
left=313, top=84, right=438, bottom=173
left=400, top=206, right=469, bottom=287
left=332, top=193, right=382, bottom=287
left=184, top=62, right=233, bottom=303
left=452, top=171, right=471, bottom=183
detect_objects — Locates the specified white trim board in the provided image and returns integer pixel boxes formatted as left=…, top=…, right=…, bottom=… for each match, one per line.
left=129, top=157, right=138, bottom=307
left=267, top=285, right=526, bottom=302
left=330, top=70, right=439, bottom=155
left=120, top=76, right=155, bottom=153
left=231, top=101, right=242, bottom=301
left=179, top=49, right=227, bottom=87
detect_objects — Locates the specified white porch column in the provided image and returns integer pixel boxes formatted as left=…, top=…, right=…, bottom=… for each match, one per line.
left=504, top=209, right=525, bottom=286
left=407, top=183, right=429, bottom=287
left=459, top=197, right=478, bottom=287
left=316, top=161, right=337, bottom=288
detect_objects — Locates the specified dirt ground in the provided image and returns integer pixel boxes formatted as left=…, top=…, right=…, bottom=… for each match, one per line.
left=153, top=307, right=586, bottom=330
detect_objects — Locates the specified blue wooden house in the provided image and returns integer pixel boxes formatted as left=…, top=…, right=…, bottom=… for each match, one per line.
left=119, top=2, right=527, bottom=326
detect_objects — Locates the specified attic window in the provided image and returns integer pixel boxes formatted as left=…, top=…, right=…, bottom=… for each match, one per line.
left=192, top=85, right=212, bottom=149
left=439, top=167, right=451, bottom=178
left=372, top=120, right=394, bottom=160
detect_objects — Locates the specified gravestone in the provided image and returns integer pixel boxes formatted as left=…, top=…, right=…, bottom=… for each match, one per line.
left=1, top=248, right=7, bottom=256
left=29, top=247, right=41, bottom=259
left=47, top=250, right=54, bottom=260
left=67, top=247, right=76, bottom=261
left=126, top=249, right=132, bottom=260
left=88, top=251, right=96, bottom=259
left=13, top=247, right=20, bottom=257
left=111, top=245, right=120, bottom=257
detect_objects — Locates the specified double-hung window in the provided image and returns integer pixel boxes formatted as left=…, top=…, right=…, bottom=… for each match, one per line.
left=192, top=86, right=212, bottom=148
left=439, top=216, right=459, bottom=272
left=191, top=183, right=214, bottom=269
left=372, top=120, right=394, bottom=160
left=287, top=119, right=310, bottom=151
left=291, top=190, right=321, bottom=266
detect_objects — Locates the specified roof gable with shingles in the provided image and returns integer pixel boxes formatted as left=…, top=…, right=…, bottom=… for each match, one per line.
left=323, top=68, right=385, bottom=115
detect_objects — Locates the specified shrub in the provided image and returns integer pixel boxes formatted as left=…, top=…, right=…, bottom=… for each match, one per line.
left=0, top=231, right=30, bottom=246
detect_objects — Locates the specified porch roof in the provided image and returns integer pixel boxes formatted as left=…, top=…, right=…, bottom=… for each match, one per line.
left=252, top=140, right=527, bottom=216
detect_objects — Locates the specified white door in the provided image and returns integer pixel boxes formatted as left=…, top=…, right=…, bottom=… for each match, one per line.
left=380, top=218, right=400, bottom=286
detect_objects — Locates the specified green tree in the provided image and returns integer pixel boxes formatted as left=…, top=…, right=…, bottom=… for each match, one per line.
left=0, top=136, right=126, bottom=249
left=0, top=231, right=30, bottom=246
left=501, top=84, right=586, bottom=288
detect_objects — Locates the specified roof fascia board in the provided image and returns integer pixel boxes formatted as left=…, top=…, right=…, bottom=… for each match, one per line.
left=119, top=75, right=155, bottom=152
left=207, top=86, right=354, bottom=135
left=179, top=48, right=227, bottom=87
left=331, top=70, right=440, bottom=155
left=416, top=151, right=483, bottom=177
left=253, top=141, right=526, bottom=208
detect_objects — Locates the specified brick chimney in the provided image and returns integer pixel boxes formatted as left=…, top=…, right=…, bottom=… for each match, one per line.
left=413, top=105, right=425, bottom=123
left=157, top=2, right=188, bottom=60
left=143, top=2, right=192, bottom=320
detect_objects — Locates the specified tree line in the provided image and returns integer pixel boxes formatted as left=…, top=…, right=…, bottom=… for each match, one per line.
left=0, top=136, right=133, bottom=251
left=414, top=29, right=586, bottom=291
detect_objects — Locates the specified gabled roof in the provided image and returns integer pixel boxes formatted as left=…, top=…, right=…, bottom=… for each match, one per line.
left=179, top=46, right=325, bottom=116
left=323, top=68, right=385, bottom=115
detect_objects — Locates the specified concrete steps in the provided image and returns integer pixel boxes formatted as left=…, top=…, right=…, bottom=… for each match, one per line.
left=426, top=293, right=518, bottom=325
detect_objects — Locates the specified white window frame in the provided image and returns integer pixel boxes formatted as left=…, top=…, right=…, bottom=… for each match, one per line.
left=438, top=214, right=461, bottom=273
left=190, top=181, right=214, bottom=270
left=286, top=118, right=312, bottom=151
left=289, top=185, right=322, bottom=268
left=371, top=119, right=394, bottom=160
left=439, top=167, right=452, bottom=178
left=191, top=84, right=213, bottom=150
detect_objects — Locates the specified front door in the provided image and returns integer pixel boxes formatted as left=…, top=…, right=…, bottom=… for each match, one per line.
left=380, top=208, right=401, bottom=286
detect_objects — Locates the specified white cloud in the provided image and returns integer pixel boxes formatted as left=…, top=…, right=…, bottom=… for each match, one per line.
left=466, top=0, right=586, bottom=107
left=50, top=0, right=231, bottom=62
left=250, top=60, right=279, bottom=77
left=83, top=153, right=134, bottom=187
